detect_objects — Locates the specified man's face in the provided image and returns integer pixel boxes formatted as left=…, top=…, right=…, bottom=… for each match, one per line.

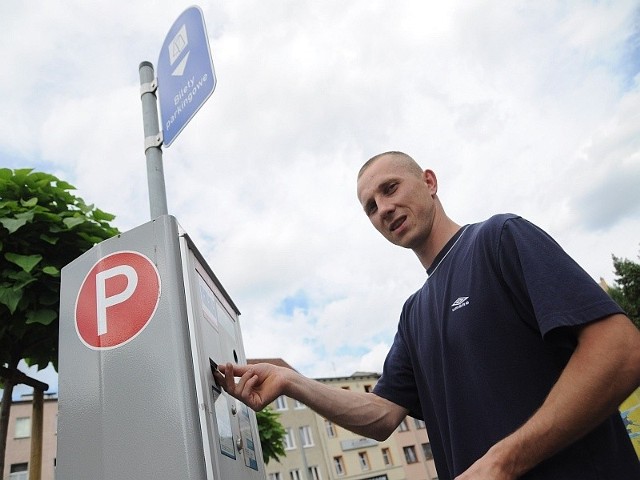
left=357, top=155, right=437, bottom=250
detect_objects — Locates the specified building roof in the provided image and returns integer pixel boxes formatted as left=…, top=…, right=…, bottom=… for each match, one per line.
left=247, top=358, right=298, bottom=371
left=350, top=371, right=380, bottom=377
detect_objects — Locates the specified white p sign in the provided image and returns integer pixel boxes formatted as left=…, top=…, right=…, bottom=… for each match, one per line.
left=75, top=251, right=161, bottom=350
left=95, top=265, right=139, bottom=336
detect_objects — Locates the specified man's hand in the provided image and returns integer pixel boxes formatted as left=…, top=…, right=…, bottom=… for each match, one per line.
left=456, top=313, right=640, bottom=479
left=214, top=362, right=288, bottom=411
left=453, top=443, right=517, bottom=480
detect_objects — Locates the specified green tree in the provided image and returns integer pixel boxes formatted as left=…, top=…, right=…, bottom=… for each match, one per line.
left=609, top=250, right=640, bottom=330
left=0, top=168, right=119, bottom=473
left=256, top=407, right=286, bottom=464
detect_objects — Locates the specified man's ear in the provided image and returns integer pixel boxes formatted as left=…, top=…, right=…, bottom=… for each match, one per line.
left=423, top=169, right=438, bottom=196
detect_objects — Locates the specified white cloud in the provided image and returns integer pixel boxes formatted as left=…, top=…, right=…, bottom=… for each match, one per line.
left=358, top=343, right=393, bottom=374
left=1, top=0, right=639, bottom=395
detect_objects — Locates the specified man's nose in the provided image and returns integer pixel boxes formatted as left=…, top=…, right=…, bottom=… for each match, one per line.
left=378, top=197, right=395, bottom=219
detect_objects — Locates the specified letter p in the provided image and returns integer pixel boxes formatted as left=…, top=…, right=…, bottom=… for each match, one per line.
left=95, top=265, right=138, bottom=336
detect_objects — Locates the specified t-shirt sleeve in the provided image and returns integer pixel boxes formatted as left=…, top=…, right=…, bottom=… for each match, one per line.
left=497, top=217, right=623, bottom=337
left=373, top=326, right=423, bottom=419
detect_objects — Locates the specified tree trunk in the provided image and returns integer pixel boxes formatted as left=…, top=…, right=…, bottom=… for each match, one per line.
left=29, top=388, right=44, bottom=480
left=0, top=372, right=16, bottom=479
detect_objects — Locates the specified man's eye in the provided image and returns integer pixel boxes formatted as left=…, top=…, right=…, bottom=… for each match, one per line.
left=366, top=203, right=377, bottom=216
left=385, top=183, right=397, bottom=194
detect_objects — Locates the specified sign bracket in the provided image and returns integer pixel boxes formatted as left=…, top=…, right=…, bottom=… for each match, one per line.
left=139, top=79, right=158, bottom=96
left=144, top=134, right=163, bottom=151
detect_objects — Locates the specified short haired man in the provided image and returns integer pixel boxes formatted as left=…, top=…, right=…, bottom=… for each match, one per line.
left=218, top=151, right=640, bottom=479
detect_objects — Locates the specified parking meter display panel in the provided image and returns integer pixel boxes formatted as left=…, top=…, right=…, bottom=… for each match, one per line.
left=180, top=238, right=265, bottom=480
left=211, top=298, right=260, bottom=471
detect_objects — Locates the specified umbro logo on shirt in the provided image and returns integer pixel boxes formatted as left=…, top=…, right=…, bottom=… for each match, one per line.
left=451, top=296, right=470, bottom=312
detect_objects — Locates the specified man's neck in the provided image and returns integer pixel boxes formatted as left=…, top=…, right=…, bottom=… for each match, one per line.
left=416, top=215, right=461, bottom=270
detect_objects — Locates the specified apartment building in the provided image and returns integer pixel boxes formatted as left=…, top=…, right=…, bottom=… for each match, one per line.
left=3, top=366, right=438, bottom=480
left=253, top=359, right=438, bottom=480
left=4, top=365, right=639, bottom=480
left=315, top=372, right=437, bottom=480
left=2, top=395, right=58, bottom=480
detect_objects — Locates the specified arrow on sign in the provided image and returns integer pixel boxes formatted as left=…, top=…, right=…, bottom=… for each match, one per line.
left=169, top=23, right=190, bottom=76
left=172, top=51, right=190, bottom=76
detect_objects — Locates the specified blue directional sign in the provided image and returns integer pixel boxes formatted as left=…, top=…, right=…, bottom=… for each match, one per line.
left=157, top=6, right=216, bottom=147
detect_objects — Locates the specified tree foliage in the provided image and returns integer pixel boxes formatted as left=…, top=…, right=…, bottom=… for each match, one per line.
left=0, top=168, right=119, bottom=372
left=0, top=168, right=119, bottom=473
left=256, top=407, right=286, bottom=464
left=609, top=251, right=640, bottom=330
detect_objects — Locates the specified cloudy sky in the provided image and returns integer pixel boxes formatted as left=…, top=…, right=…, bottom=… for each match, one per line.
left=2, top=1, right=639, bottom=400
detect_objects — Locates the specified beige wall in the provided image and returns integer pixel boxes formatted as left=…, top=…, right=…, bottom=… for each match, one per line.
left=264, top=395, right=332, bottom=480
left=316, top=374, right=437, bottom=480
left=2, top=397, right=57, bottom=480
left=394, top=419, right=438, bottom=480
left=263, top=371, right=438, bottom=480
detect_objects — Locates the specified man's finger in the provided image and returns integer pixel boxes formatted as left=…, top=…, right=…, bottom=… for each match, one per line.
left=234, top=367, right=255, bottom=396
left=218, top=363, right=237, bottom=394
left=239, top=374, right=262, bottom=410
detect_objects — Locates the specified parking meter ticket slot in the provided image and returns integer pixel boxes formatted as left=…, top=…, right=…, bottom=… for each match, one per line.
left=210, top=358, right=222, bottom=393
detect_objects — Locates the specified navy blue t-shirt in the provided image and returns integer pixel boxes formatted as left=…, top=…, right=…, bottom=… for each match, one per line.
left=373, top=214, right=639, bottom=479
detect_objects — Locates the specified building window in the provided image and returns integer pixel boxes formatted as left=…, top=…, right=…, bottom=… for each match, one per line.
left=341, top=386, right=350, bottom=390
left=9, top=463, right=28, bottom=480
left=14, top=417, right=31, bottom=439
left=414, top=418, right=426, bottom=429
left=398, top=418, right=409, bottom=432
left=284, top=428, right=296, bottom=450
left=290, top=469, right=302, bottom=480
left=333, top=456, right=346, bottom=476
left=358, top=451, right=370, bottom=471
left=422, top=442, right=433, bottom=460
left=275, top=395, right=288, bottom=411
left=268, top=474, right=282, bottom=480
left=364, top=384, right=372, bottom=392
left=294, top=400, right=306, bottom=409
left=381, top=447, right=393, bottom=466
left=324, top=420, right=336, bottom=438
left=308, top=466, right=321, bottom=480
left=403, top=445, right=418, bottom=464
left=299, top=425, right=314, bottom=447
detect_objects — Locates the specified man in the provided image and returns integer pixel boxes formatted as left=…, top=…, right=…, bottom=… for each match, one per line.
left=217, top=151, right=640, bottom=479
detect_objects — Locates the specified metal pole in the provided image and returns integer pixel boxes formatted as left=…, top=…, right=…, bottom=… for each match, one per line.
left=139, top=61, right=168, bottom=219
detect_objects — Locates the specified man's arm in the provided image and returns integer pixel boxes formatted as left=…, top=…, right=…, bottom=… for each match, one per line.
left=215, top=362, right=408, bottom=440
left=456, top=313, right=640, bottom=480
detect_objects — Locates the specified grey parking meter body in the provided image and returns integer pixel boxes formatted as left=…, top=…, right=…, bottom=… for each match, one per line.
left=57, top=215, right=265, bottom=479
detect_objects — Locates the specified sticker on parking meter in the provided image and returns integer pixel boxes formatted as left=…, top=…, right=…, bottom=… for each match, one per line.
left=197, top=272, right=218, bottom=330
left=75, top=251, right=161, bottom=350
left=215, top=395, right=236, bottom=459
left=239, top=403, right=259, bottom=470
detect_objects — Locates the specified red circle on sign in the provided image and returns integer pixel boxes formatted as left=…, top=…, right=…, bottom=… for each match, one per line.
left=75, top=251, right=161, bottom=350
